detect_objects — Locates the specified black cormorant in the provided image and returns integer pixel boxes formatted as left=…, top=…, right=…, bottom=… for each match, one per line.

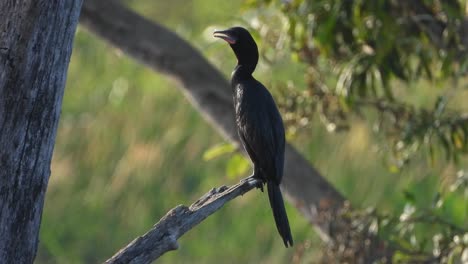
left=214, top=26, right=293, bottom=247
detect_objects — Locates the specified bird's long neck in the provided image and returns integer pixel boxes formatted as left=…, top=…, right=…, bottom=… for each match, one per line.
left=231, top=64, right=254, bottom=83
left=230, top=44, right=259, bottom=84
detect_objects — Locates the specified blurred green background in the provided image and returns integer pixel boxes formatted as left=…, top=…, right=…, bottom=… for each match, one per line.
left=36, top=0, right=467, bottom=263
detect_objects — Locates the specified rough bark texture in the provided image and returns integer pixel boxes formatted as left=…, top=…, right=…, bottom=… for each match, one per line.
left=0, top=1, right=82, bottom=263
left=80, top=0, right=346, bottom=243
left=106, top=179, right=259, bottom=264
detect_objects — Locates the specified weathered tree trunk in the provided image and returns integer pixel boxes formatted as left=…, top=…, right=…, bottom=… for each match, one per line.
left=0, top=1, right=82, bottom=263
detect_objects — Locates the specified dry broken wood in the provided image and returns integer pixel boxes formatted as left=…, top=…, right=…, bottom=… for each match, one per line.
left=105, top=178, right=260, bottom=264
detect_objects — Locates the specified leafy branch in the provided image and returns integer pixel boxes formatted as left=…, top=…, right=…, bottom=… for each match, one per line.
left=245, top=0, right=468, bottom=169
left=316, top=171, right=468, bottom=263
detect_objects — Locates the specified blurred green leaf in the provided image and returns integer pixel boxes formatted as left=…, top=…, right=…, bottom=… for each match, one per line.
left=226, top=154, right=250, bottom=179
left=203, top=143, right=236, bottom=161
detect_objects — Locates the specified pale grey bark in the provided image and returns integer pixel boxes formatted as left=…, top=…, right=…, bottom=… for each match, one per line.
left=105, top=180, right=259, bottom=263
left=80, top=1, right=346, bottom=245
left=0, top=1, right=82, bottom=263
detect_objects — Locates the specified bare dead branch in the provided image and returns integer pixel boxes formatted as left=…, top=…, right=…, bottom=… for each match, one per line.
left=105, top=179, right=259, bottom=264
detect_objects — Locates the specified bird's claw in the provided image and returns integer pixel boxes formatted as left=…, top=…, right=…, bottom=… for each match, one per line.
left=240, top=175, right=264, bottom=192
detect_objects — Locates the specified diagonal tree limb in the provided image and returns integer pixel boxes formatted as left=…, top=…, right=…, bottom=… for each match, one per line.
left=79, top=0, right=346, bottom=242
left=105, top=180, right=259, bottom=263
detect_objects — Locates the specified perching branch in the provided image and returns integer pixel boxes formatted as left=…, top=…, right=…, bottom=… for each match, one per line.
left=105, top=179, right=259, bottom=264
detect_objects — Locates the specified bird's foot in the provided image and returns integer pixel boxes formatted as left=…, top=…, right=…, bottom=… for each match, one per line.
left=240, top=175, right=264, bottom=192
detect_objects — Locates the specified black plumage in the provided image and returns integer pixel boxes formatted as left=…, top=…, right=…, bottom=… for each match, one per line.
left=214, top=27, right=293, bottom=247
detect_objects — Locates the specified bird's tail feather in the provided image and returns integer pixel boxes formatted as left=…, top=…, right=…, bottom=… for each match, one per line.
left=267, top=181, right=293, bottom=247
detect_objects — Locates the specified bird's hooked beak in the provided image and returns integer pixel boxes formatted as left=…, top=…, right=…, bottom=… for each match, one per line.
left=213, top=29, right=236, bottom=44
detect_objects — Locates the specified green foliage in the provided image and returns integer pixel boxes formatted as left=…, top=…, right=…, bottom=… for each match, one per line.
left=386, top=172, right=467, bottom=263
left=313, top=171, right=467, bottom=263
left=226, top=153, right=251, bottom=179
left=248, top=0, right=468, bottom=168
left=203, top=143, right=237, bottom=161
left=204, top=143, right=251, bottom=178
left=262, top=0, right=465, bottom=88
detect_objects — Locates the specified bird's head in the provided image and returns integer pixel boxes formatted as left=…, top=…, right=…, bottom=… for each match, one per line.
left=214, top=27, right=259, bottom=70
